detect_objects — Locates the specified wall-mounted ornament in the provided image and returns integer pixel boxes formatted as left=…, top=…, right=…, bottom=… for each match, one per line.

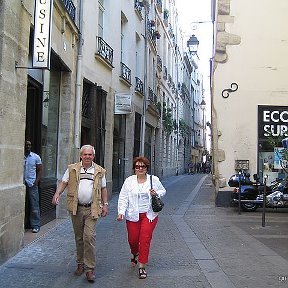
left=221, top=82, right=238, bottom=98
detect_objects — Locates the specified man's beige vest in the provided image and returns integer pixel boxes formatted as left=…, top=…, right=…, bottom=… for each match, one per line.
left=66, top=162, right=106, bottom=219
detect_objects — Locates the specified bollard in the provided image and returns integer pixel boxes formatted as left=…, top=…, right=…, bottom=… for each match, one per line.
left=262, top=175, right=268, bottom=227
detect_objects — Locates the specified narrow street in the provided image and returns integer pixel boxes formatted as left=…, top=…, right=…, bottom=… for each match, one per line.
left=0, top=174, right=288, bottom=287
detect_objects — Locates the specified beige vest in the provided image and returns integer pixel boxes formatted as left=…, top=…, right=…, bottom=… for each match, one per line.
left=66, top=162, right=106, bottom=219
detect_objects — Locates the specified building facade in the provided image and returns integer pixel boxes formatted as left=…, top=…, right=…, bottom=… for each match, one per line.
left=0, top=0, right=204, bottom=264
left=211, top=0, right=288, bottom=192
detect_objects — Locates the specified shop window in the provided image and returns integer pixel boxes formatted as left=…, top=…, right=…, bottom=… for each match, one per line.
left=258, top=105, right=288, bottom=184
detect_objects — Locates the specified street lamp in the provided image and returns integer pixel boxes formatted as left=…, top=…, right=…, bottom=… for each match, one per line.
left=187, top=34, right=199, bottom=55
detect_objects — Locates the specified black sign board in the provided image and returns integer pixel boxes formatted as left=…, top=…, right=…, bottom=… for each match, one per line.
left=258, top=105, right=288, bottom=138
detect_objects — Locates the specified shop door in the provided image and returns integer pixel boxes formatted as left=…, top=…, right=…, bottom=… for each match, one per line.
left=112, top=115, right=126, bottom=193
left=25, top=80, right=42, bottom=228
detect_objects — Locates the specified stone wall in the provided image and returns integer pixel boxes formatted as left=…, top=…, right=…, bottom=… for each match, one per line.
left=0, top=0, right=33, bottom=264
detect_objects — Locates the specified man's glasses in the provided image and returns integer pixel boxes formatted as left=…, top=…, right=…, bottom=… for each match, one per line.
left=135, top=165, right=147, bottom=170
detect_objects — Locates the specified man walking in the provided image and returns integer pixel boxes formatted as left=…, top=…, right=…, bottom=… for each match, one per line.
left=52, top=145, right=109, bottom=283
left=24, top=140, right=43, bottom=233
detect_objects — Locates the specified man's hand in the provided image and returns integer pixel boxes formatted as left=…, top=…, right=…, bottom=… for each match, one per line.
left=101, top=205, right=108, bottom=217
left=52, top=192, right=60, bottom=205
left=52, top=182, right=67, bottom=205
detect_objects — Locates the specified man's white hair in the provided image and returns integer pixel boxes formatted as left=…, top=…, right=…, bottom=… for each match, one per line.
left=80, top=145, right=95, bottom=155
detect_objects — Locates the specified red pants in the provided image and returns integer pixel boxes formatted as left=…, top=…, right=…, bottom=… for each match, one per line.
left=126, top=213, right=158, bottom=265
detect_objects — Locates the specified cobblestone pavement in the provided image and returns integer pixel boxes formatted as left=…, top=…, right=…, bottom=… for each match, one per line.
left=1, top=174, right=288, bottom=288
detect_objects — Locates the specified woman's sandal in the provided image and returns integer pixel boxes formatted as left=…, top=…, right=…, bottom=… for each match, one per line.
left=131, top=254, right=138, bottom=267
left=138, top=267, right=147, bottom=279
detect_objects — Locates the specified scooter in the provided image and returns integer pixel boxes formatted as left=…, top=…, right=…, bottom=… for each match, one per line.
left=229, top=172, right=288, bottom=211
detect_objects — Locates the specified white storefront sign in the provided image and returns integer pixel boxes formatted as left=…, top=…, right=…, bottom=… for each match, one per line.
left=33, top=0, right=53, bottom=68
left=114, top=93, right=132, bottom=114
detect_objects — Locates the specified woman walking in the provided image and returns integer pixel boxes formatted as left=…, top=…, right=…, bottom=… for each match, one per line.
left=117, top=156, right=166, bottom=279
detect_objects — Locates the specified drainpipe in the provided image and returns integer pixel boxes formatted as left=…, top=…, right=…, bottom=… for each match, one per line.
left=175, top=44, right=179, bottom=176
left=74, top=0, right=83, bottom=149
left=140, top=1, right=149, bottom=156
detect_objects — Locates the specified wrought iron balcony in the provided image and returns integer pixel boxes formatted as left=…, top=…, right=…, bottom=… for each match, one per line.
left=96, top=37, right=113, bottom=66
left=134, top=0, right=143, bottom=16
left=156, top=0, right=163, bottom=13
left=61, top=0, right=76, bottom=22
left=167, top=74, right=172, bottom=87
left=147, top=21, right=156, bottom=46
left=168, top=23, right=173, bottom=37
left=157, top=55, right=162, bottom=71
left=148, top=87, right=157, bottom=105
left=163, top=66, right=168, bottom=80
left=120, top=62, right=131, bottom=84
left=171, top=82, right=176, bottom=94
left=135, top=77, right=144, bottom=95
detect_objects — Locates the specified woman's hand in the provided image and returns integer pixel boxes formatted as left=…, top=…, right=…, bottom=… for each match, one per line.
left=117, top=214, right=124, bottom=221
left=150, top=188, right=158, bottom=196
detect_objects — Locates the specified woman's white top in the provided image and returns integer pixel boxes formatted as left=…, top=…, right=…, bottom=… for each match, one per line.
left=118, top=174, right=166, bottom=222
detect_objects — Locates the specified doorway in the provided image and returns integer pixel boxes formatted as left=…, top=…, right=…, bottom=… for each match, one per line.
left=24, top=79, right=42, bottom=229
left=112, top=115, right=126, bottom=193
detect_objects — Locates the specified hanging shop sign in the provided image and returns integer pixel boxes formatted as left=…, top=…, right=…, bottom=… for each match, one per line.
left=258, top=105, right=288, bottom=138
left=33, top=0, right=53, bottom=69
left=114, top=93, right=132, bottom=114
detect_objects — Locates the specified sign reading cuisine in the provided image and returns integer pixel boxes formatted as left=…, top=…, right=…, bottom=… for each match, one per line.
left=33, top=0, right=53, bottom=69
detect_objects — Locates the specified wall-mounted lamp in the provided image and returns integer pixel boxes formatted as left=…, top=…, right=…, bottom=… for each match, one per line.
left=43, top=91, right=49, bottom=108
left=187, top=34, right=199, bottom=55
left=200, top=98, right=206, bottom=109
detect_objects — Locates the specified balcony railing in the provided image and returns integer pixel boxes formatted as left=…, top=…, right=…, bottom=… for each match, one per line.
left=120, top=62, right=131, bottom=84
left=135, top=77, right=144, bottom=95
left=163, top=66, right=168, bottom=80
left=96, top=37, right=113, bottom=66
left=157, top=55, right=162, bottom=71
left=148, top=87, right=157, bottom=105
left=147, top=21, right=156, bottom=46
left=156, top=0, right=163, bottom=13
left=61, top=0, right=76, bottom=22
left=171, top=82, right=176, bottom=94
left=167, top=74, right=172, bottom=87
left=168, top=23, right=173, bottom=37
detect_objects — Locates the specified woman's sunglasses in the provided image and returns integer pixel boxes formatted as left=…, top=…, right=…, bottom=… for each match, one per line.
left=135, top=165, right=147, bottom=170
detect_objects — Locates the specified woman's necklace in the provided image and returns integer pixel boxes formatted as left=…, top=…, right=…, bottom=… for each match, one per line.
left=137, top=182, right=145, bottom=193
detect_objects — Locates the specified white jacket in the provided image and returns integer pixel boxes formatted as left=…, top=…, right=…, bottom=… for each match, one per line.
left=118, top=174, right=166, bottom=222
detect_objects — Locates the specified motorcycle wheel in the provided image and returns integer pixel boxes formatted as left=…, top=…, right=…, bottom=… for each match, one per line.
left=241, top=202, right=259, bottom=212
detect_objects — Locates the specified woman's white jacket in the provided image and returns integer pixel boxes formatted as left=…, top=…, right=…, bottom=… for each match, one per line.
left=118, top=174, right=166, bottom=222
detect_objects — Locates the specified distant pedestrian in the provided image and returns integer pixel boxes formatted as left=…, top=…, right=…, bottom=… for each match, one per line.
left=52, top=145, right=109, bottom=283
left=24, top=140, right=42, bottom=233
left=188, top=162, right=194, bottom=174
left=196, top=162, right=201, bottom=173
left=117, top=156, right=166, bottom=279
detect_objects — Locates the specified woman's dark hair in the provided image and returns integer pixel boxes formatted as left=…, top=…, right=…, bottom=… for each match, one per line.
left=133, top=156, right=150, bottom=170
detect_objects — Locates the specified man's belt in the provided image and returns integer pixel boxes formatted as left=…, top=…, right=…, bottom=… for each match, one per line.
left=78, top=202, right=91, bottom=207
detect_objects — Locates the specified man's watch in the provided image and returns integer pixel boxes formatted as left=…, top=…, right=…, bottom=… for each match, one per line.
left=103, top=202, right=109, bottom=206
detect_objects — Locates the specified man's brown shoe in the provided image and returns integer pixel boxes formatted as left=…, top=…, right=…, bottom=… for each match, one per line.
left=86, top=270, right=95, bottom=282
left=74, top=264, right=84, bottom=276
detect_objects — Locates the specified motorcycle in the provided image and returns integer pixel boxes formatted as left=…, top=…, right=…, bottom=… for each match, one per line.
left=229, top=171, right=288, bottom=211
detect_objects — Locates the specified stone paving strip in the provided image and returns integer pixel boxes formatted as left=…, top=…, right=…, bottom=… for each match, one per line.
left=172, top=175, right=237, bottom=288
